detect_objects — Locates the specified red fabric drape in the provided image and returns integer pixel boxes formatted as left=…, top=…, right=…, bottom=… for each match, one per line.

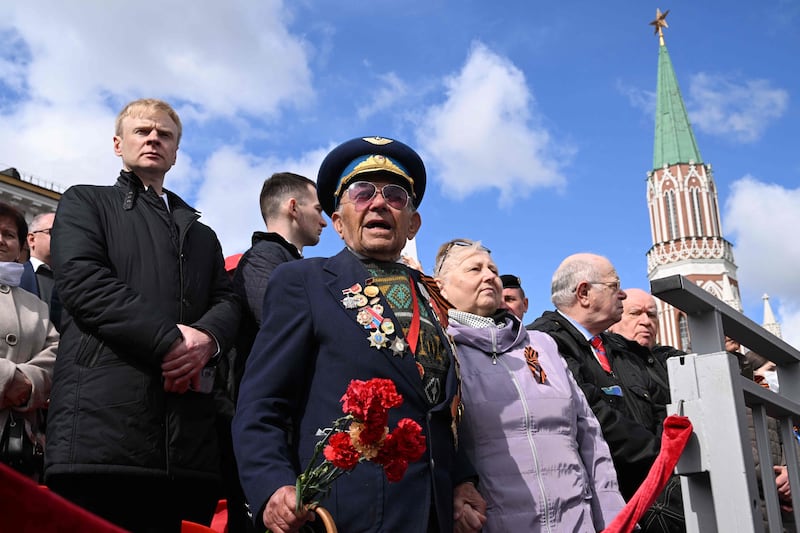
left=0, top=463, right=127, bottom=533
left=602, top=414, right=693, bottom=533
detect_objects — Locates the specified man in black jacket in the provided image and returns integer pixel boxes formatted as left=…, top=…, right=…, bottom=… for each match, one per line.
left=231, top=172, right=327, bottom=398
left=225, top=172, right=326, bottom=532
left=46, top=98, right=239, bottom=532
left=528, top=253, right=684, bottom=533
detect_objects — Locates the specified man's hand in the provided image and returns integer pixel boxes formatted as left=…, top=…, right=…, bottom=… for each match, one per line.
left=262, top=485, right=314, bottom=533
left=453, top=481, right=487, bottom=533
left=2, top=368, right=32, bottom=409
left=775, top=465, right=793, bottom=512
left=161, top=324, right=215, bottom=393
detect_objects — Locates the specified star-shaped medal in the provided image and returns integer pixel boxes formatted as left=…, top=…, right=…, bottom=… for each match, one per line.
left=389, top=336, right=407, bottom=357
left=368, top=330, right=390, bottom=349
left=341, top=295, right=359, bottom=309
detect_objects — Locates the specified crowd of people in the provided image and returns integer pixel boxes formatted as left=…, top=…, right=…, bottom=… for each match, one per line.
left=0, top=97, right=791, bottom=532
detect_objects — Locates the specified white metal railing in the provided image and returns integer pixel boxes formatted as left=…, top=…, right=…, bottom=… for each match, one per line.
left=651, top=275, right=800, bottom=533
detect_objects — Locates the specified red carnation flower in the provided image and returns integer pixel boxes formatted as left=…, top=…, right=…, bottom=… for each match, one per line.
left=341, top=378, right=403, bottom=422
left=295, top=379, right=427, bottom=512
left=392, top=418, right=426, bottom=462
left=323, top=432, right=360, bottom=470
left=383, top=458, right=409, bottom=483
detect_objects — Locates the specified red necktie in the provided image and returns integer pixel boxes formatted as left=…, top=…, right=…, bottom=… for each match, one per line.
left=590, top=335, right=612, bottom=373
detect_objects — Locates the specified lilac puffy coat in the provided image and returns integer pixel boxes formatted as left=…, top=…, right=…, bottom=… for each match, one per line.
left=448, top=313, right=625, bottom=532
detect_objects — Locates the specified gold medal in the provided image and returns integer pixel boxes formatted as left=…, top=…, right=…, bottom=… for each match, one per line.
left=381, top=320, right=395, bottom=335
left=364, top=285, right=380, bottom=298
left=353, top=294, right=369, bottom=307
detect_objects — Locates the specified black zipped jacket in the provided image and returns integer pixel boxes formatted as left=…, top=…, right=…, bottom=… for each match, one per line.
left=45, top=170, right=239, bottom=482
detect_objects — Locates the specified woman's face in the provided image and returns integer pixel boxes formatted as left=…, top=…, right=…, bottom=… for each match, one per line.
left=0, top=215, right=21, bottom=262
left=440, top=250, right=502, bottom=317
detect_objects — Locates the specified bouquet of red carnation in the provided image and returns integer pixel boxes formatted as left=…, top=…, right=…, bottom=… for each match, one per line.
left=294, top=378, right=427, bottom=513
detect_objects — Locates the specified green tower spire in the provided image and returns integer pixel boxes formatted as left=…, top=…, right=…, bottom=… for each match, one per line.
left=652, top=16, right=703, bottom=169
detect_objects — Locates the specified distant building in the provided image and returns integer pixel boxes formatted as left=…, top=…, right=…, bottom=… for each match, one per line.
left=762, top=294, right=782, bottom=339
left=645, top=15, right=742, bottom=351
left=0, top=167, right=63, bottom=223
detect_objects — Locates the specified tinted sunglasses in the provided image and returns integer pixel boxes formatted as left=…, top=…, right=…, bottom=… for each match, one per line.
left=343, top=181, right=411, bottom=211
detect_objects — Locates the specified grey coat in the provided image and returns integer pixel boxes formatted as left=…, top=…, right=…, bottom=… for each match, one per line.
left=448, top=313, right=625, bottom=532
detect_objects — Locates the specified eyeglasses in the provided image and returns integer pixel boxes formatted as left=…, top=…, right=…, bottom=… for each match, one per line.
left=434, top=239, right=491, bottom=276
left=342, top=181, right=410, bottom=211
left=31, top=228, right=52, bottom=236
left=587, top=280, right=621, bottom=292
left=572, top=279, right=622, bottom=293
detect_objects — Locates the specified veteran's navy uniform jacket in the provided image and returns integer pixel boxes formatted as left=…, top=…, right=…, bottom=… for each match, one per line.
left=233, top=248, right=464, bottom=532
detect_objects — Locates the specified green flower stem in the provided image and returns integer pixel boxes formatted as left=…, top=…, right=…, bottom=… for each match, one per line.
left=295, top=415, right=353, bottom=513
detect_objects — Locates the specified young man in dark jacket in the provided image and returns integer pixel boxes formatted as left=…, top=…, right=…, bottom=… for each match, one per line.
left=231, top=171, right=326, bottom=398
left=46, top=98, right=239, bottom=532
left=225, top=172, right=326, bottom=532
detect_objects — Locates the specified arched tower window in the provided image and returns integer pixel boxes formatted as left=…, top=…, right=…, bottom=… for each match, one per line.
left=679, top=314, right=691, bottom=351
left=691, top=188, right=703, bottom=235
left=710, top=196, right=720, bottom=235
left=665, top=190, right=679, bottom=240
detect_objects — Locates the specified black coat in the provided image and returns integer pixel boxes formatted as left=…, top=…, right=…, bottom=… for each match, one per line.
left=230, top=232, right=300, bottom=400
left=527, top=310, right=665, bottom=498
left=45, top=171, right=239, bottom=482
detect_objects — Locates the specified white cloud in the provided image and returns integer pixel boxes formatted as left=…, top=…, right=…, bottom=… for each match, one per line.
left=416, top=42, right=568, bottom=204
left=688, top=73, right=788, bottom=143
left=778, top=303, right=800, bottom=351
left=725, top=176, right=800, bottom=344
left=357, top=72, right=408, bottom=121
left=616, top=80, right=655, bottom=115
left=0, top=1, right=314, bottom=188
left=194, top=144, right=330, bottom=256
left=0, top=1, right=313, bottom=116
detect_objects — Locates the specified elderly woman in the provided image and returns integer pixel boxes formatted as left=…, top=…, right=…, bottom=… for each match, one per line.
left=0, top=202, right=57, bottom=477
left=435, top=239, right=624, bottom=532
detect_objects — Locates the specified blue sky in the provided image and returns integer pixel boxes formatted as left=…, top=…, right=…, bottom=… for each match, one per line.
left=1, top=1, right=798, bottom=346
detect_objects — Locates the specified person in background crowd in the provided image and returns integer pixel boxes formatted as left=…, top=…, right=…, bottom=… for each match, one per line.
left=499, top=273, right=528, bottom=321
left=528, top=253, right=684, bottom=533
left=20, top=212, right=62, bottom=331
left=233, top=136, right=486, bottom=533
left=727, top=338, right=793, bottom=527
left=224, top=172, right=326, bottom=532
left=607, top=288, right=677, bottom=395
left=231, top=172, right=326, bottom=399
left=46, top=98, right=239, bottom=532
left=435, top=239, right=624, bottom=532
left=0, top=202, right=57, bottom=480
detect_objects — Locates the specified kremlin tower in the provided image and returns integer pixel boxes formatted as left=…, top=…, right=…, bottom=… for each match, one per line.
left=645, top=10, right=742, bottom=350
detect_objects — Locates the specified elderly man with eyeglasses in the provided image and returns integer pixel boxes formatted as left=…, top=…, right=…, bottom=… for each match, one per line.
left=527, top=253, right=685, bottom=533
left=20, top=212, right=62, bottom=330
left=233, top=137, right=486, bottom=533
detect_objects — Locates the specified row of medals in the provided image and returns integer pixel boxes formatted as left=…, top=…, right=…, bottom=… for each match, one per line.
left=341, top=280, right=407, bottom=356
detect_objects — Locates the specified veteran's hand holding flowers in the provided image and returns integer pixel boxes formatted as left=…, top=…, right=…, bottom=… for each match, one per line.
left=264, top=378, right=426, bottom=533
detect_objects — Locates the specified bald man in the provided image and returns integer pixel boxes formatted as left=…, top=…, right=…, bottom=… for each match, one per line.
left=607, top=288, right=679, bottom=405
left=608, top=288, right=658, bottom=348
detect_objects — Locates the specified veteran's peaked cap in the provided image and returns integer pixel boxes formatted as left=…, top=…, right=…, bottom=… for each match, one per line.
left=317, top=136, right=426, bottom=216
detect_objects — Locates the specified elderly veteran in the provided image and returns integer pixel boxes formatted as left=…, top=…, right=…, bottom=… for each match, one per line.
left=233, top=137, right=486, bottom=533
left=435, top=239, right=625, bottom=532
